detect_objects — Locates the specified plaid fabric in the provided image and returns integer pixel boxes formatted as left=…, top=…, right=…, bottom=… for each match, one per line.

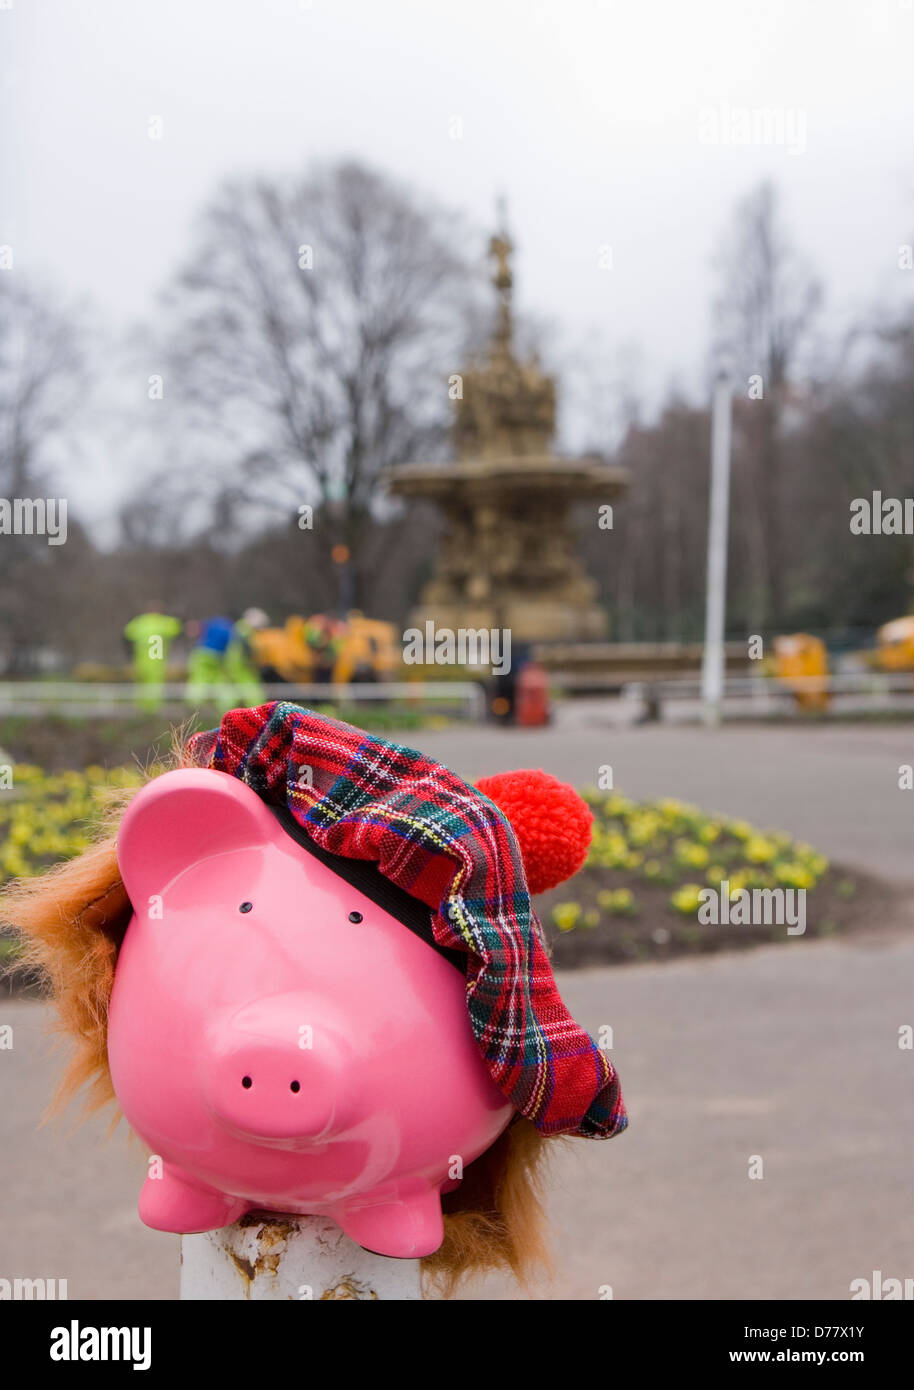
left=186, top=701, right=627, bottom=1139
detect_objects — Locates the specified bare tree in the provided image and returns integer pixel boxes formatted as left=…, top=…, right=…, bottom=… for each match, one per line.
left=154, top=161, right=476, bottom=607
left=0, top=276, right=89, bottom=671
left=0, top=276, right=87, bottom=495
left=594, top=400, right=710, bottom=641
left=795, top=313, right=914, bottom=626
left=714, top=182, right=822, bottom=627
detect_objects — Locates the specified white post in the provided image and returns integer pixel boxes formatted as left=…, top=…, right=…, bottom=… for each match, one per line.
left=701, top=369, right=733, bottom=726
left=180, top=1216, right=423, bottom=1301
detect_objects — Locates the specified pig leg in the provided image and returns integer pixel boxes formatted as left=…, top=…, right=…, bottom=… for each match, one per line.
left=334, top=1185, right=444, bottom=1258
left=139, top=1163, right=249, bottom=1234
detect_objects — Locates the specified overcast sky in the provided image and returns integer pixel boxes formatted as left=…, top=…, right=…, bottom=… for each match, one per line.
left=4, top=0, right=914, bottom=517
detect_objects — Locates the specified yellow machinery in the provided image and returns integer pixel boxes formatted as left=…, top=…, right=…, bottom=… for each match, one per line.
left=332, top=612, right=400, bottom=684
left=250, top=613, right=400, bottom=685
left=874, top=616, right=914, bottom=672
left=250, top=617, right=316, bottom=683
left=772, top=633, right=830, bottom=711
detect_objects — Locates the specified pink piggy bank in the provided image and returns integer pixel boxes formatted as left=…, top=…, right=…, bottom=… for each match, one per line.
left=108, top=768, right=514, bottom=1258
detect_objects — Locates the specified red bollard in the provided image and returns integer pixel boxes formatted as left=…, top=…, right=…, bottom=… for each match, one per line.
left=514, top=661, right=550, bottom=726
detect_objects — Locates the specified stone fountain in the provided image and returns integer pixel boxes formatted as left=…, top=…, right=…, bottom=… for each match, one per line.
left=388, top=226, right=627, bottom=643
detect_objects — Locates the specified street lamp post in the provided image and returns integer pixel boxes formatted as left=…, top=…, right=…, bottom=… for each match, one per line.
left=701, top=369, right=734, bottom=726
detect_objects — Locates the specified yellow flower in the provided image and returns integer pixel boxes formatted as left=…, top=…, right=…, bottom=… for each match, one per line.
left=2, top=850, right=29, bottom=877
left=10, top=764, right=42, bottom=783
left=673, top=838, right=710, bottom=869
left=551, top=902, right=582, bottom=932
left=745, top=835, right=777, bottom=864
left=589, top=831, right=631, bottom=869
left=628, top=810, right=664, bottom=846
left=670, top=883, right=704, bottom=914
left=597, top=888, right=638, bottom=915
left=774, top=861, right=815, bottom=890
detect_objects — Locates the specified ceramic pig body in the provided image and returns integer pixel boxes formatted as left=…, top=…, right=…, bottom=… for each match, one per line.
left=108, top=768, right=513, bottom=1258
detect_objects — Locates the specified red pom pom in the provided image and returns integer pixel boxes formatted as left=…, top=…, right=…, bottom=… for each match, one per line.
left=476, top=769, right=593, bottom=894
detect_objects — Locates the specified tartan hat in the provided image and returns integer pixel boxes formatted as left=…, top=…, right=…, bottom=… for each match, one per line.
left=186, top=701, right=627, bottom=1140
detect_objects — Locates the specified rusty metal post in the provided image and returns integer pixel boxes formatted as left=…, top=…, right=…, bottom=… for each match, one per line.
left=180, top=1215, right=423, bottom=1300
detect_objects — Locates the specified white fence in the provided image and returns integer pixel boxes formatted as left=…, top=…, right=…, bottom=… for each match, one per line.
left=623, top=670, right=914, bottom=715
left=0, top=680, right=488, bottom=722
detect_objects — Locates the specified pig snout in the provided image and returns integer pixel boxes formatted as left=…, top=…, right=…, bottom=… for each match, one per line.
left=205, top=993, right=356, bottom=1144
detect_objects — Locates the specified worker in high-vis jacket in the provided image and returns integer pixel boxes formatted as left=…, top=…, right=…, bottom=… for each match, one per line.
left=185, top=615, right=236, bottom=712
left=185, top=613, right=265, bottom=714
left=124, top=604, right=182, bottom=713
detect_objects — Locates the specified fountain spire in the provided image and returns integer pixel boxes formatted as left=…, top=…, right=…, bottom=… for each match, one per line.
left=387, top=224, right=628, bottom=642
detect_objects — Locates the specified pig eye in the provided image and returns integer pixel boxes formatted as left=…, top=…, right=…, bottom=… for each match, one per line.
left=348, top=911, right=363, bottom=924
left=239, top=902, right=253, bottom=914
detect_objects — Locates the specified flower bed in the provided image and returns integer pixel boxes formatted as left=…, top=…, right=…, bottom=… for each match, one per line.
left=0, top=764, right=144, bottom=886
left=539, top=790, right=889, bottom=966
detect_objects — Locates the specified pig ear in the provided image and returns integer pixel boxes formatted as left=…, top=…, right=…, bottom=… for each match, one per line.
left=476, top=769, right=593, bottom=894
left=117, top=768, right=276, bottom=907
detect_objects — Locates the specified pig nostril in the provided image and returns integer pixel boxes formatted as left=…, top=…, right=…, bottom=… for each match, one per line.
left=241, top=1076, right=253, bottom=1089
left=290, top=1080, right=301, bottom=1093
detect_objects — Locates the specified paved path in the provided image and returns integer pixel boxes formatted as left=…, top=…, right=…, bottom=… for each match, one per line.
left=2, top=935, right=912, bottom=1300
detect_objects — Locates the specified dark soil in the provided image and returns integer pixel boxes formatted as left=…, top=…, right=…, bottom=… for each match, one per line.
left=0, top=707, right=438, bottom=772
left=0, top=715, right=200, bottom=773
left=538, top=864, right=904, bottom=967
